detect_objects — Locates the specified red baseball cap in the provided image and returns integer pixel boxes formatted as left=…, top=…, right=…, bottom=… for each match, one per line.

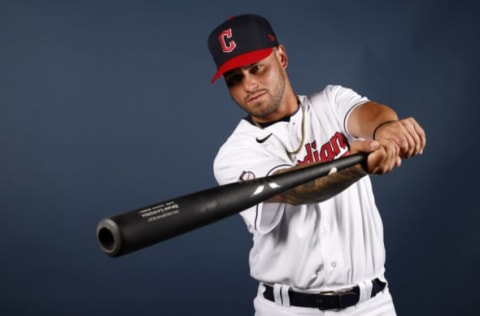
left=207, top=14, right=279, bottom=83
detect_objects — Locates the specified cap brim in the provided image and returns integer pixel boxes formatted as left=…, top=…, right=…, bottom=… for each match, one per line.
left=210, top=48, right=273, bottom=83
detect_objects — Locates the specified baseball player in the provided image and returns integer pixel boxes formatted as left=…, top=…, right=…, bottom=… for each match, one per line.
left=207, top=14, right=426, bottom=315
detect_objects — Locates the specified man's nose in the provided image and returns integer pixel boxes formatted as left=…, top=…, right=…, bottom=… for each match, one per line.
left=242, top=74, right=258, bottom=91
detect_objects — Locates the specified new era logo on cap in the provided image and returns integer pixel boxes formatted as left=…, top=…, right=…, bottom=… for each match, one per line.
left=208, top=14, right=279, bottom=83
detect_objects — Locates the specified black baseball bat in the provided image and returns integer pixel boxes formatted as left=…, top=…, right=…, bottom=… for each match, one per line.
left=96, top=153, right=367, bottom=257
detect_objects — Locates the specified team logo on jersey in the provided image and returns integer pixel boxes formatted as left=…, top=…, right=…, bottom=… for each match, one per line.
left=297, top=132, right=350, bottom=165
left=219, top=28, right=236, bottom=53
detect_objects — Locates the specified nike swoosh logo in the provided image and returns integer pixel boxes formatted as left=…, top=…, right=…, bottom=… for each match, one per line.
left=256, top=133, right=273, bottom=143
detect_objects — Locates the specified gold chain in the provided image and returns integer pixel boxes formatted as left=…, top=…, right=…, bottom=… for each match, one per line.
left=252, top=102, right=305, bottom=156
left=287, top=104, right=305, bottom=155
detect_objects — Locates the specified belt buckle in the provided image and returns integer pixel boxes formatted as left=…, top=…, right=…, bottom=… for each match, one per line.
left=316, top=287, right=357, bottom=311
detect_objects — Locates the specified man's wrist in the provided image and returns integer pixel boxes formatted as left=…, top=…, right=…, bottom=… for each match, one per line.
left=372, top=120, right=396, bottom=140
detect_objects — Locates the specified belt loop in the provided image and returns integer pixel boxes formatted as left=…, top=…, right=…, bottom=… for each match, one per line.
left=273, top=284, right=283, bottom=306
left=280, top=284, right=290, bottom=307
left=357, top=280, right=373, bottom=304
left=273, top=284, right=291, bottom=307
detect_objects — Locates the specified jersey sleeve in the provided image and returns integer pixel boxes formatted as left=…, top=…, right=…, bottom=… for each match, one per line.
left=213, top=129, right=291, bottom=234
left=316, top=85, right=369, bottom=141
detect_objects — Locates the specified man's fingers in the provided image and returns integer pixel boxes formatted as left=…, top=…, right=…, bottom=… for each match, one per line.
left=366, top=141, right=399, bottom=174
left=385, top=118, right=426, bottom=158
left=412, top=119, right=426, bottom=155
left=350, top=139, right=379, bottom=154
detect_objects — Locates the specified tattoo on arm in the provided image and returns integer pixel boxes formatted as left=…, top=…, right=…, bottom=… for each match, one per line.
left=267, top=164, right=367, bottom=205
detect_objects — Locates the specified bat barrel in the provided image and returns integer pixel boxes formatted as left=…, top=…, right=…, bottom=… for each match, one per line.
left=97, top=218, right=122, bottom=256
left=96, top=181, right=278, bottom=257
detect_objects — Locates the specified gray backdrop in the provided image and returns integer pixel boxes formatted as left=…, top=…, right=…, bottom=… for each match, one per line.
left=1, top=0, right=478, bottom=315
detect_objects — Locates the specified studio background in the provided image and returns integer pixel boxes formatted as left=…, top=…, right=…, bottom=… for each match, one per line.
left=1, top=1, right=478, bottom=315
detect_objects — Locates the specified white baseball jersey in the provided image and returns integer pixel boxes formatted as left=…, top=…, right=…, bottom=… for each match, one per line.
left=213, top=85, right=386, bottom=293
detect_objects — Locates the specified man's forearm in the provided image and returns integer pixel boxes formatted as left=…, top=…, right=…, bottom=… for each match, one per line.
left=349, top=101, right=399, bottom=140
left=266, top=163, right=367, bottom=205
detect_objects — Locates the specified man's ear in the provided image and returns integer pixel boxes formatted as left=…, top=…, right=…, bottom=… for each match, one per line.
left=276, top=44, right=288, bottom=68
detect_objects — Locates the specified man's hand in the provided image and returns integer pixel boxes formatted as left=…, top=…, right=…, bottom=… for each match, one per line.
left=350, top=139, right=399, bottom=175
left=350, top=117, right=426, bottom=175
left=373, top=118, right=426, bottom=158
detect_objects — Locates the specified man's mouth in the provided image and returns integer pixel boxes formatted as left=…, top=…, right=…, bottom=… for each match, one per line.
left=247, top=91, right=266, bottom=103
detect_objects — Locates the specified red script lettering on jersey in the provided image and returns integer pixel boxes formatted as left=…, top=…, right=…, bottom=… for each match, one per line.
left=297, top=132, right=350, bottom=165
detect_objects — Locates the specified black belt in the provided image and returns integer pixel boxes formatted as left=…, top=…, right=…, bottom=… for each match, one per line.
left=263, top=278, right=386, bottom=311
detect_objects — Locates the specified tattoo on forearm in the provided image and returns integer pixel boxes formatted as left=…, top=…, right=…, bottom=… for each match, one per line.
left=270, top=165, right=366, bottom=205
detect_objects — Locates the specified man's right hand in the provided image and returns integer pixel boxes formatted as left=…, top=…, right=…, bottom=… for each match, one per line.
left=350, top=139, right=401, bottom=175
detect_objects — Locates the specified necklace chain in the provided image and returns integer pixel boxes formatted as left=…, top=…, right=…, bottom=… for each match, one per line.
left=252, top=102, right=306, bottom=156
left=287, top=104, right=305, bottom=155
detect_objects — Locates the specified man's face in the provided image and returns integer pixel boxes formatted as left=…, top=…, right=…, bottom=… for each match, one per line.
left=223, top=47, right=288, bottom=123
